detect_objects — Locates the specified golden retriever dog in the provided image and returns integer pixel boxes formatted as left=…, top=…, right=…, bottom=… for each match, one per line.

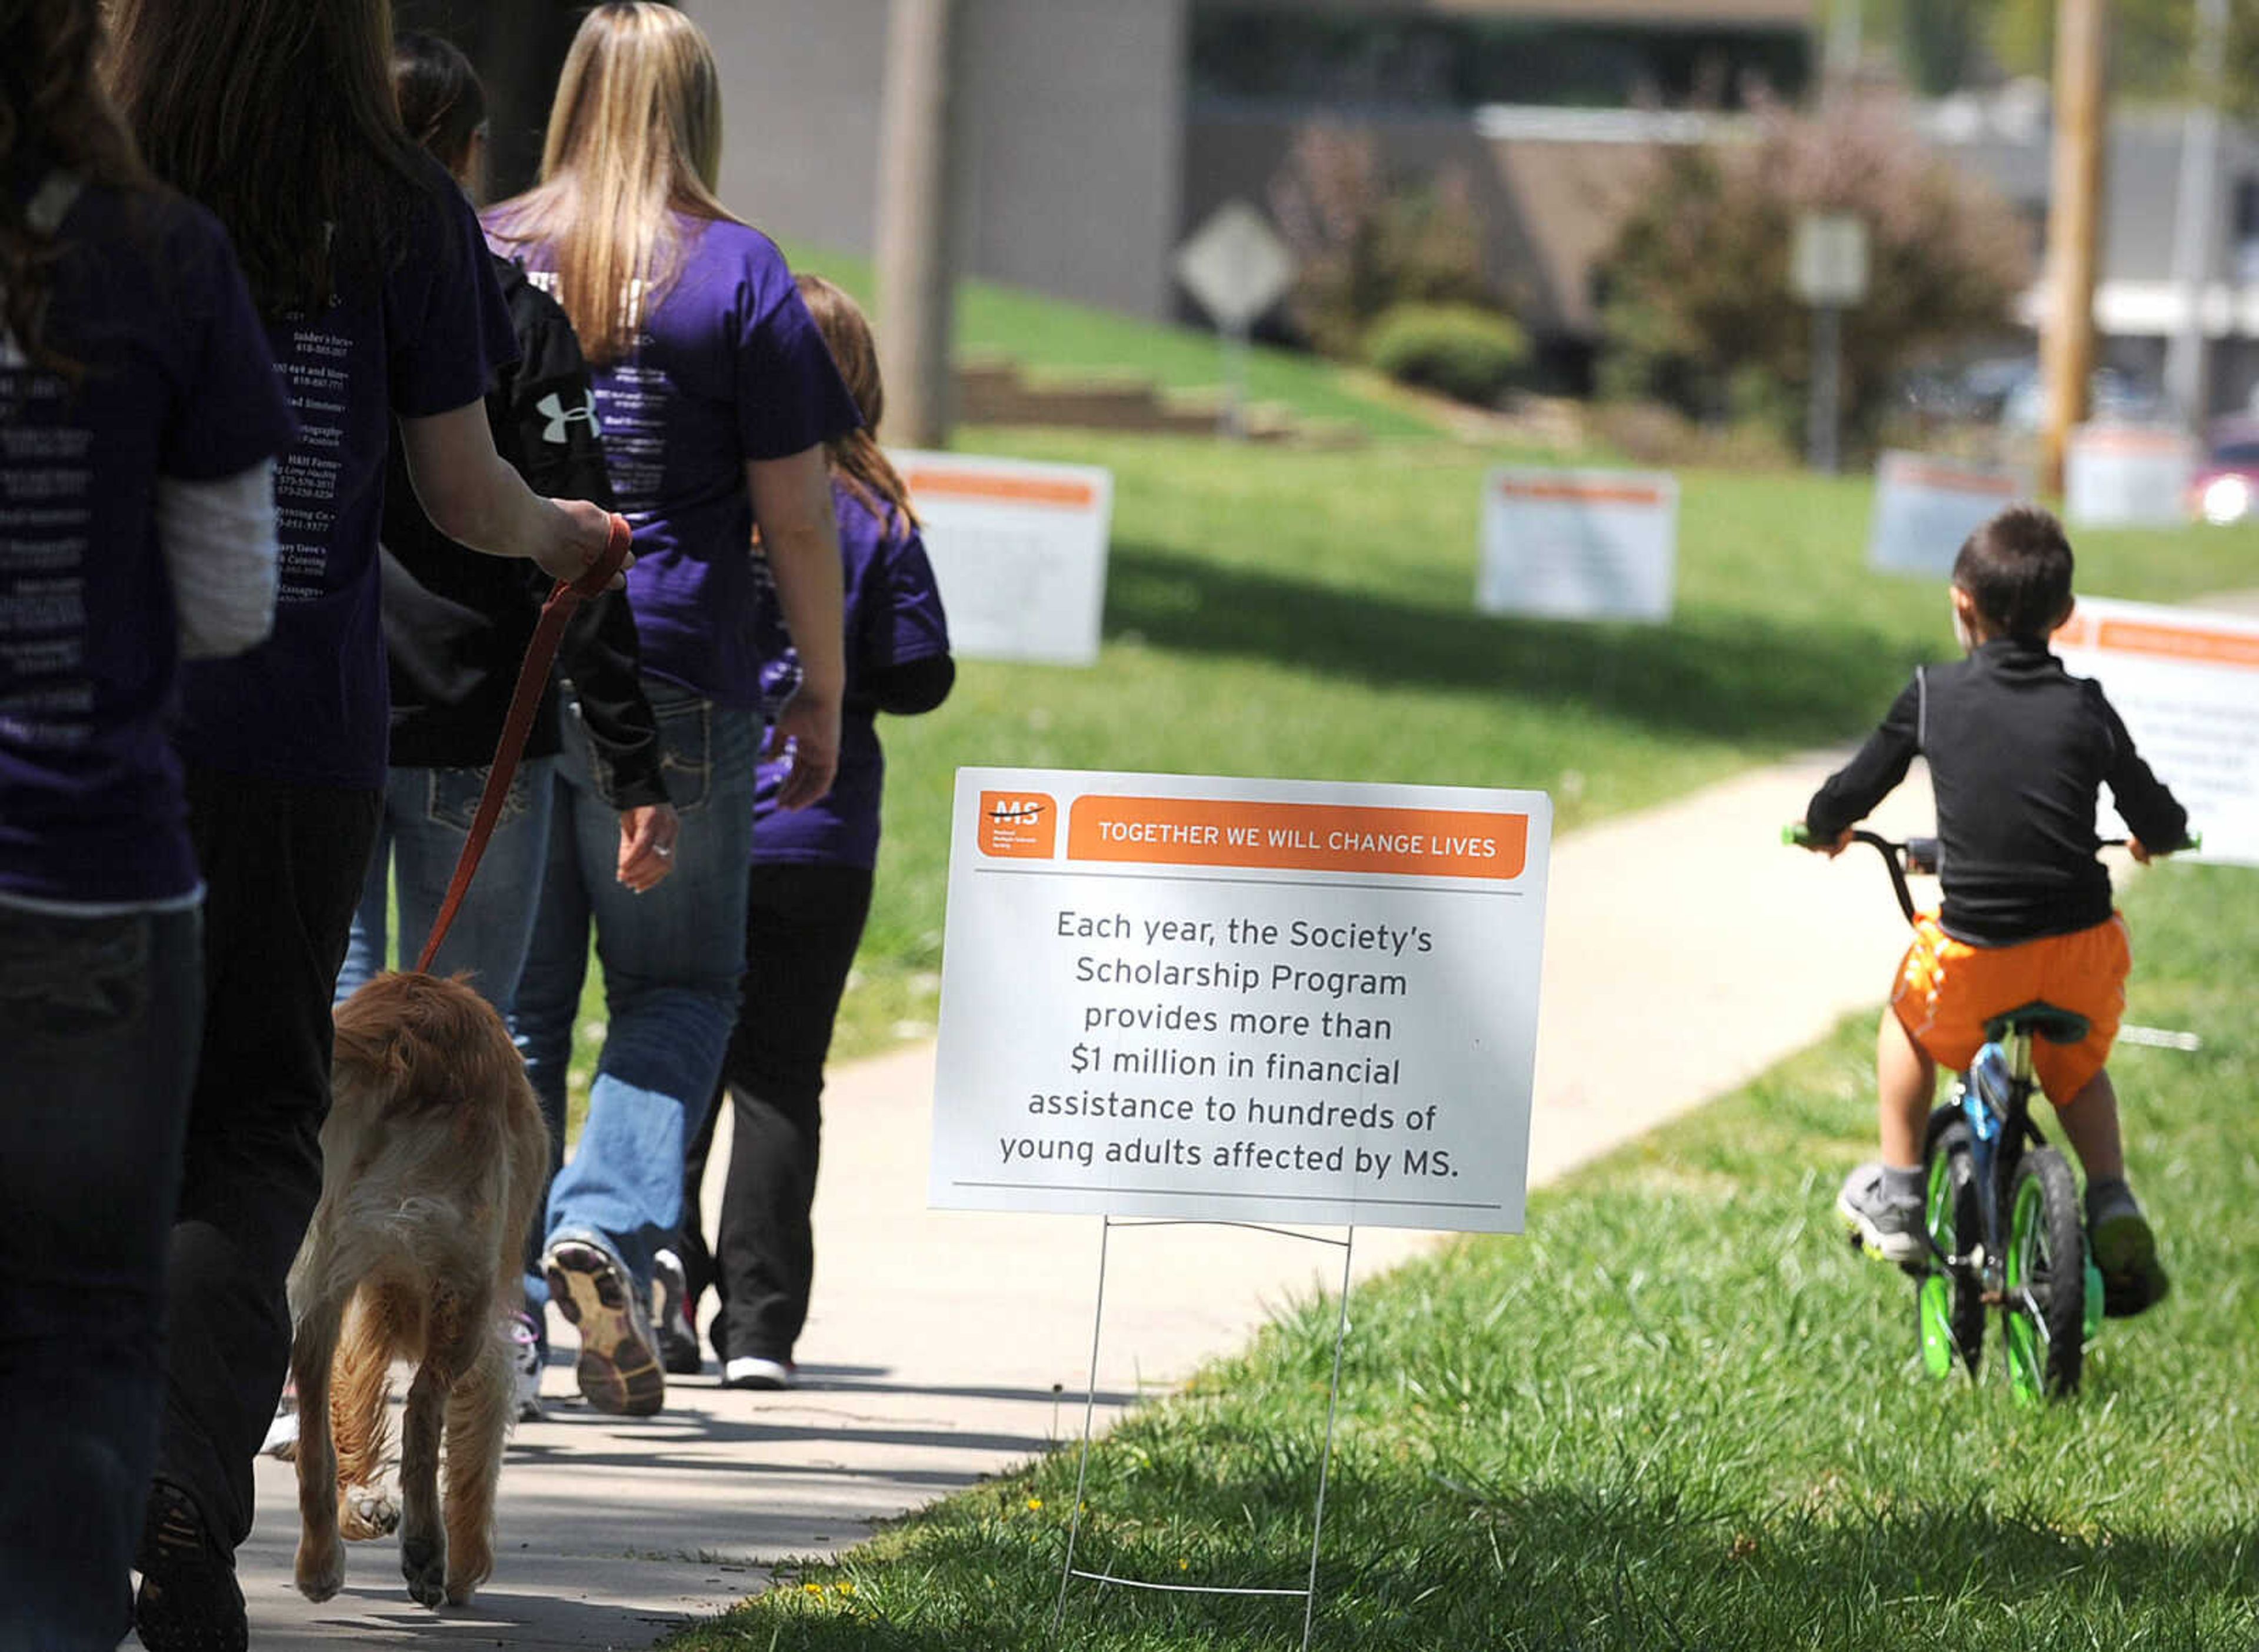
left=288, top=972, right=549, bottom=1608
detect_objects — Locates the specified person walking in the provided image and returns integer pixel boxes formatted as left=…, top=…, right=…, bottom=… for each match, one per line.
left=334, top=31, right=680, bottom=1423
left=667, top=275, right=954, bottom=1390
left=488, top=1, right=857, bottom=1420
left=108, top=3, right=620, bottom=1645
left=1, top=3, right=292, bottom=1644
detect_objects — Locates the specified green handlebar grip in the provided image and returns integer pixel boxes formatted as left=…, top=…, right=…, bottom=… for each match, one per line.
left=2185, top=831, right=2204, bottom=852
left=1782, top=822, right=1818, bottom=847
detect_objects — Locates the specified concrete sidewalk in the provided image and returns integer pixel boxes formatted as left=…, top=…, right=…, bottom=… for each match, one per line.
left=159, top=751, right=1939, bottom=1650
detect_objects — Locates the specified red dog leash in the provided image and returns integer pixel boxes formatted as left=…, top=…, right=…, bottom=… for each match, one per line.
left=415, top=515, right=634, bottom=974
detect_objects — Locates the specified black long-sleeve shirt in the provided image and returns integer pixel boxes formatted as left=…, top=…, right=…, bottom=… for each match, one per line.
left=1807, top=637, right=2188, bottom=946
left=376, top=253, right=667, bottom=810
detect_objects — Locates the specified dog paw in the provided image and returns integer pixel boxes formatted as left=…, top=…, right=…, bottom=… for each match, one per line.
left=401, top=1533, right=448, bottom=1608
left=341, top=1483, right=401, bottom=1540
left=440, top=1537, right=494, bottom=1600
left=294, top=1538, right=345, bottom=1603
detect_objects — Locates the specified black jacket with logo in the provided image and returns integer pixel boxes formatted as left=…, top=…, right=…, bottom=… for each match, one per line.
left=376, top=252, right=666, bottom=809
left=1807, top=636, right=2188, bottom=946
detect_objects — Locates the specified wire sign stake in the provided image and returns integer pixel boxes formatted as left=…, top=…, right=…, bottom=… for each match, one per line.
left=1049, top=1217, right=1358, bottom=1650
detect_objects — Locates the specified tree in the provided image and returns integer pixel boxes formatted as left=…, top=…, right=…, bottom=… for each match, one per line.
left=1597, top=89, right=2031, bottom=453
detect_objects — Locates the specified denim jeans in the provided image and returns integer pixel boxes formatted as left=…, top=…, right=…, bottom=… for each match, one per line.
left=0, top=904, right=201, bottom=1652
left=514, top=685, right=757, bottom=1294
left=334, top=757, right=557, bottom=1011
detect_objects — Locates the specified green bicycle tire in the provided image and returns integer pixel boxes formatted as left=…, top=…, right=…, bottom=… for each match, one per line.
left=2004, top=1147, right=2086, bottom=1403
left=1918, top=1121, right=1984, bottom=1379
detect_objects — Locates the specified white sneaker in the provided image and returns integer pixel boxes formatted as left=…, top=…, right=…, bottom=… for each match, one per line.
left=721, top=1355, right=795, bottom=1391
left=511, top=1309, right=545, bottom=1422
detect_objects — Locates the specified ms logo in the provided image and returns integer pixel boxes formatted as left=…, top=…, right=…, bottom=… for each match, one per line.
left=537, top=392, right=600, bottom=445
left=978, top=790, right=1057, bottom=860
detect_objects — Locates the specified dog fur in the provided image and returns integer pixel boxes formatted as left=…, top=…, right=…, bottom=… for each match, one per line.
left=288, top=971, right=549, bottom=1608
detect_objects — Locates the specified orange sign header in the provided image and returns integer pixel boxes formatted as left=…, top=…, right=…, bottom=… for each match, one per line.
left=1886, top=457, right=2021, bottom=497
left=1062, top=795, right=1529, bottom=881
left=1497, top=478, right=1667, bottom=509
left=904, top=469, right=1098, bottom=511
left=2057, top=614, right=2259, bottom=672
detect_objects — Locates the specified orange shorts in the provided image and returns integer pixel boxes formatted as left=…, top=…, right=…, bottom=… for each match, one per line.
left=1891, top=911, right=2130, bottom=1105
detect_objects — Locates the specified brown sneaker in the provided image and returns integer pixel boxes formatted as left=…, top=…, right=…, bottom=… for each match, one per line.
left=544, top=1233, right=666, bottom=1416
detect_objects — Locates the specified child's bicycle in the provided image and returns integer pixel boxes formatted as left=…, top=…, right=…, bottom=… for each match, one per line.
left=1785, top=823, right=2194, bottom=1404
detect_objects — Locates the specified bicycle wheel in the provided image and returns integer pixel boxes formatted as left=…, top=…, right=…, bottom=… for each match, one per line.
left=1918, top=1121, right=1984, bottom=1378
left=2003, top=1147, right=2085, bottom=1403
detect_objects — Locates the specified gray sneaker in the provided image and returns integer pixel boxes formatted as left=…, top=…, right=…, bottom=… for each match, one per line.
left=2087, top=1183, right=2171, bottom=1318
left=1837, top=1163, right=1928, bottom=1265
left=543, top=1233, right=665, bottom=1417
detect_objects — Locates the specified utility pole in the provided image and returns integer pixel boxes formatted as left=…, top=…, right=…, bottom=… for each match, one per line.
left=2040, top=0, right=2109, bottom=496
left=2165, top=0, right=2230, bottom=430
left=875, top=0, right=962, bottom=449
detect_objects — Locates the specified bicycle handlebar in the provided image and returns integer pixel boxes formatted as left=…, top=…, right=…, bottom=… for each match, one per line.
left=1783, top=822, right=2201, bottom=928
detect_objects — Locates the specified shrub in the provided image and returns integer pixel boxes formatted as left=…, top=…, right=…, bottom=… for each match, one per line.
left=1595, top=87, right=2031, bottom=459
left=1268, top=122, right=1492, bottom=360
left=1365, top=302, right=1528, bottom=405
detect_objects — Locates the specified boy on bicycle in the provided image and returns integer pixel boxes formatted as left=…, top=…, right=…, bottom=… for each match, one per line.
left=1801, top=504, right=2186, bottom=1316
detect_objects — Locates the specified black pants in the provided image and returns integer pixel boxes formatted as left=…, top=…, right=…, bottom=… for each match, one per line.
left=681, top=862, right=872, bottom=1363
left=155, top=768, right=379, bottom=1553
left=0, top=905, right=202, bottom=1651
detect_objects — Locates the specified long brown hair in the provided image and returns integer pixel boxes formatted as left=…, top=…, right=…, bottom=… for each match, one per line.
left=392, top=31, right=486, bottom=182
left=1, top=0, right=146, bottom=372
left=108, top=0, right=427, bottom=315
left=487, top=2, right=734, bottom=367
left=794, top=274, right=917, bottom=540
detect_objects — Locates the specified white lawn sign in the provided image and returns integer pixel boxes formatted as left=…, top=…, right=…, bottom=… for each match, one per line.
left=929, top=768, right=1553, bottom=1234
left=894, top=451, right=1114, bottom=667
left=2053, top=598, right=2259, bottom=866
left=1477, top=467, right=1678, bottom=624
left=1868, top=451, right=2027, bottom=578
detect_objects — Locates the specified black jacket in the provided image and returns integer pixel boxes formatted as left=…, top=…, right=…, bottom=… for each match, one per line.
left=1807, top=637, right=2188, bottom=945
left=377, top=252, right=667, bottom=810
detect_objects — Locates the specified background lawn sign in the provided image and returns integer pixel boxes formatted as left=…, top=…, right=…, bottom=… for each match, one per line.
left=1868, top=451, right=2028, bottom=578
left=930, top=769, right=1552, bottom=1234
left=2053, top=597, right=2259, bottom=865
left=1477, top=468, right=1678, bottom=624
left=2064, top=425, right=2198, bottom=529
left=895, top=451, right=1114, bottom=666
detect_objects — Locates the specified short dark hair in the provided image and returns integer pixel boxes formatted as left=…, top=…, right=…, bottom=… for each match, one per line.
left=394, top=32, right=487, bottom=179
left=1953, top=505, right=2074, bottom=640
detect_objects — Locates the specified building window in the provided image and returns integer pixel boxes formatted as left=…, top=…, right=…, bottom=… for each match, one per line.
left=1188, top=6, right=1812, bottom=114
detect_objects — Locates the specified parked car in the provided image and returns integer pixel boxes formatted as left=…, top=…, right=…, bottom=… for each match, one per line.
left=2192, top=417, right=2259, bottom=524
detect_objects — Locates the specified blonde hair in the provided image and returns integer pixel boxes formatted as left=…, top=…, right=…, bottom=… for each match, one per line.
left=794, top=274, right=918, bottom=540
left=489, top=2, right=734, bottom=365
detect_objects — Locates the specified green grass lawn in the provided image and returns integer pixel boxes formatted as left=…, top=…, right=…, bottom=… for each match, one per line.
left=659, top=855, right=2259, bottom=1652
left=557, top=421, right=2258, bottom=1115
left=816, top=436, right=2259, bottom=1065
left=775, top=245, right=1444, bottom=442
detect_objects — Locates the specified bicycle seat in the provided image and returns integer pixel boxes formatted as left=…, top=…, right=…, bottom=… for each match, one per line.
left=1984, top=1001, right=2091, bottom=1045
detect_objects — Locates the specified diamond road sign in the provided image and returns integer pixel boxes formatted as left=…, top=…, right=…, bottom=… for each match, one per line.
left=1174, top=201, right=1297, bottom=332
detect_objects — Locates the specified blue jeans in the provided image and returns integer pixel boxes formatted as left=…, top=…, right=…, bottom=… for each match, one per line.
left=0, top=905, right=201, bottom=1652
left=514, top=686, right=756, bottom=1294
left=334, top=757, right=557, bottom=1012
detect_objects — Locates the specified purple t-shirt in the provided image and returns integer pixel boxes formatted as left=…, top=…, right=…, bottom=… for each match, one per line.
left=1, top=180, right=295, bottom=908
left=752, top=481, right=950, bottom=870
left=489, top=214, right=861, bottom=708
left=175, top=163, right=517, bottom=789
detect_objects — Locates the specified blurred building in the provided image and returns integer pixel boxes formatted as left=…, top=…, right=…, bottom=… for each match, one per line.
left=1923, top=91, right=2259, bottom=418
left=677, top=0, right=1814, bottom=339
